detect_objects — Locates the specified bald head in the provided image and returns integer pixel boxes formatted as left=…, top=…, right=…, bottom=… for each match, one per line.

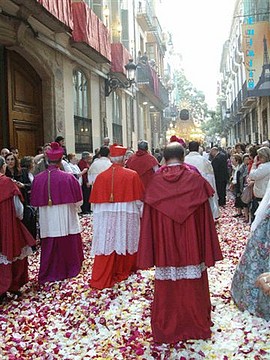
left=164, top=142, right=185, bottom=162
left=1, top=148, right=9, bottom=157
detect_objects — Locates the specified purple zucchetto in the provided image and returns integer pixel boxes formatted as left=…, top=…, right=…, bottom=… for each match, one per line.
left=46, top=142, right=64, bottom=161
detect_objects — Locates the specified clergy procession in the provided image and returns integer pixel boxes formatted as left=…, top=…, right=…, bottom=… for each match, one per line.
left=0, top=137, right=270, bottom=358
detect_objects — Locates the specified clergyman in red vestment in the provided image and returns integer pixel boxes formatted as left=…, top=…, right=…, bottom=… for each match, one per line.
left=125, top=140, right=159, bottom=189
left=137, top=142, right=223, bottom=343
left=0, top=156, right=35, bottom=303
left=90, top=144, right=144, bottom=289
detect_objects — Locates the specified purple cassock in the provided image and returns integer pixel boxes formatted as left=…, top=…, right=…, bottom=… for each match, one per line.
left=31, top=165, right=84, bottom=284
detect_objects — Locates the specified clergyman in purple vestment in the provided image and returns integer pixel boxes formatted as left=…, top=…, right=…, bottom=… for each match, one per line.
left=31, top=142, right=84, bottom=284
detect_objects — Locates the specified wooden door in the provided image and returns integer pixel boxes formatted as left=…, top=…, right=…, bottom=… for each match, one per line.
left=7, top=50, right=43, bottom=156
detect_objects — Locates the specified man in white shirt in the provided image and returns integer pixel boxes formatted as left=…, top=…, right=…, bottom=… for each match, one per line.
left=88, top=146, right=112, bottom=185
left=186, top=141, right=219, bottom=220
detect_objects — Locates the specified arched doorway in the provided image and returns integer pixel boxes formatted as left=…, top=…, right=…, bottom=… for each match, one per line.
left=3, top=50, right=43, bottom=156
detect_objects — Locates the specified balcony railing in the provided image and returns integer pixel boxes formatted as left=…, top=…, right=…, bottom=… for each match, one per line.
left=136, top=63, right=169, bottom=108
left=228, top=81, right=257, bottom=123
left=147, top=16, right=166, bottom=53
left=136, top=0, right=154, bottom=31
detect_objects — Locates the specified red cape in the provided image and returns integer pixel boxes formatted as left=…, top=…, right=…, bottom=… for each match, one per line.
left=145, top=164, right=215, bottom=224
left=90, top=164, right=144, bottom=203
left=126, top=150, right=159, bottom=176
left=137, top=165, right=223, bottom=269
left=0, top=175, right=35, bottom=261
left=126, top=150, right=159, bottom=188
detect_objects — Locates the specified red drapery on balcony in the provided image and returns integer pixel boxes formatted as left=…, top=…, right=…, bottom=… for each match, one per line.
left=99, top=21, right=111, bottom=61
left=37, top=0, right=73, bottom=29
left=111, top=43, right=131, bottom=74
left=150, top=67, right=159, bottom=97
left=72, top=2, right=111, bottom=62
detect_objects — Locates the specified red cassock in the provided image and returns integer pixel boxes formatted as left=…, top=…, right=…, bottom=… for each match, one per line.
left=90, top=164, right=144, bottom=289
left=0, top=175, right=35, bottom=295
left=137, top=164, right=223, bottom=343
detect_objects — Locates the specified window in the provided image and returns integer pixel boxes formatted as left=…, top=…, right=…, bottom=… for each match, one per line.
left=73, top=70, right=92, bottom=153
left=112, top=92, right=123, bottom=144
left=84, top=0, right=102, bottom=20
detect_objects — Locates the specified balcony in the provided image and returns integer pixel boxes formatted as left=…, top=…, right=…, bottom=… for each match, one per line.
left=239, top=81, right=257, bottom=112
left=228, top=82, right=257, bottom=122
left=11, top=0, right=73, bottom=32
left=71, top=2, right=111, bottom=63
left=147, top=16, right=166, bottom=53
left=136, top=0, right=153, bottom=32
left=136, top=63, right=169, bottom=109
left=110, top=43, right=132, bottom=82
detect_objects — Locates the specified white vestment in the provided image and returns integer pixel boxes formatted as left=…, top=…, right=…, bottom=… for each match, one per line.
left=185, top=151, right=219, bottom=219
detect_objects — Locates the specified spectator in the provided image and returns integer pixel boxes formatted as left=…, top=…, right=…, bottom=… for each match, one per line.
left=103, top=137, right=110, bottom=146
left=231, top=178, right=270, bottom=320
left=78, top=151, right=92, bottom=214
left=88, top=146, right=111, bottom=185
left=55, top=136, right=67, bottom=158
left=248, top=146, right=270, bottom=222
left=10, top=147, right=19, bottom=159
left=210, top=147, right=229, bottom=206
left=5, top=152, right=22, bottom=182
left=33, top=143, right=51, bottom=175
left=234, top=143, right=246, bottom=155
left=36, top=146, right=43, bottom=155
left=0, top=148, right=10, bottom=157
left=67, top=153, right=88, bottom=185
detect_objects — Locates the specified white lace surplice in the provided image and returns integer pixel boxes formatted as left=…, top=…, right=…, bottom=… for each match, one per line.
left=155, top=263, right=207, bottom=281
left=39, top=202, right=82, bottom=238
left=91, top=201, right=143, bottom=256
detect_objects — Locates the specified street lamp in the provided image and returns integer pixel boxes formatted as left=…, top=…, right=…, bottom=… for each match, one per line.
left=105, top=59, right=137, bottom=97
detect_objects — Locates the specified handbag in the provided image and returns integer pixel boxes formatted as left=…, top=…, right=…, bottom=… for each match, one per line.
left=241, top=183, right=253, bottom=204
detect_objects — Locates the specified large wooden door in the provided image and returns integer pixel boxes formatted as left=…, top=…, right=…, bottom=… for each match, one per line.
left=7, top=50, right=43, bottom=156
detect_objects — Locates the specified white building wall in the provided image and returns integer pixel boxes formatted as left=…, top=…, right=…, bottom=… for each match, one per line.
left=63, top=60, right=75, bottom=154
left=91, top=72, right=102, bottom=151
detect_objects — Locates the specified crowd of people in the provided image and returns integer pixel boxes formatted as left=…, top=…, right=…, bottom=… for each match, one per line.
left=0, top=135, right=270, bottom=344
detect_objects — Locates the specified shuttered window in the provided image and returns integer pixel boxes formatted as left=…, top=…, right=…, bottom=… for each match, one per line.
left=73, top=70, right=92, bottom=153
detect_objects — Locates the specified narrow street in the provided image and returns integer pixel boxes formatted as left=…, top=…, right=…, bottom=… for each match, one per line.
left=0, top=199, right=269, bottom=359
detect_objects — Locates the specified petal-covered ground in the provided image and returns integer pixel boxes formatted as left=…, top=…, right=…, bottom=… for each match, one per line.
left=0, top=199, right=269, bottom=359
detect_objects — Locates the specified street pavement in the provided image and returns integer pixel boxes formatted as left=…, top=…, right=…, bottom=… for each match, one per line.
left=0, top=199, right=269, bottom=359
